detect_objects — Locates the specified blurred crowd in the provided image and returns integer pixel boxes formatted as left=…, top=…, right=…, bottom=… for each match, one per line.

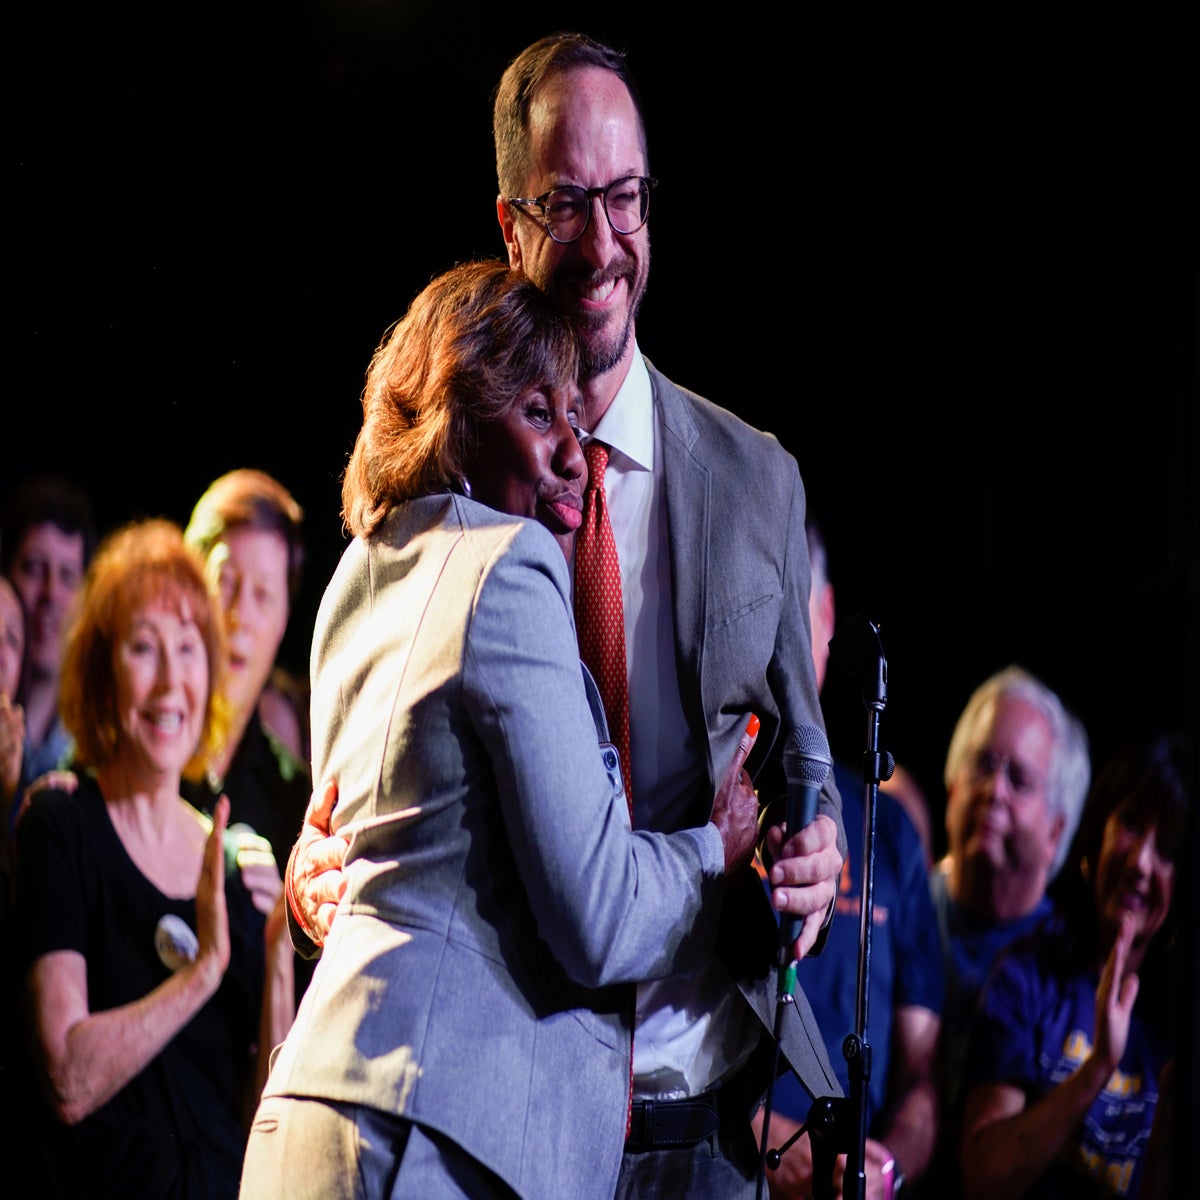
left=0, top=467, right=1187, bottom=1198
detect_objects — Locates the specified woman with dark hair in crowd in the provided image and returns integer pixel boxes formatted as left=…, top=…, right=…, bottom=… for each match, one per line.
left=960, top=731, right=1190, bottom=1199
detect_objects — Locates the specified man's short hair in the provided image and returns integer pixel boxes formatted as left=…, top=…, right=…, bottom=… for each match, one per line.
left=492, top=31, right=650, bottom=199
left=943, top=665, right=1091, bottom=879
left=0, top=475, right=97, bottom=576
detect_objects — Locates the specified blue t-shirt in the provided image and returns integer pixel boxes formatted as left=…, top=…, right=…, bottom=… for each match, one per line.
left=964, top=918, right=1164, bottom=1198
left=930, top=864, right=1054, bottom=1117
left=770, top=758, right=944, bottom=1133
left=917, top=865, right=1056, bottom=1199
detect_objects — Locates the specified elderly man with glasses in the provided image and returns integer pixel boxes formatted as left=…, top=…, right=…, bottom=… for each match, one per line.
left=917, top=665, right=1092, bottom=1199
left=287, top=31, right=847, bottom=1200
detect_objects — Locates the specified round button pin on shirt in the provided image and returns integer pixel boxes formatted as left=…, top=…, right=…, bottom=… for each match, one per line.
left=155, top=913, right=199, bottom=972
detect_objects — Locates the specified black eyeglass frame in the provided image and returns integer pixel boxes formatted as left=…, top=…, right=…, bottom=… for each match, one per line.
left=507, top=175, right=658, bottom=244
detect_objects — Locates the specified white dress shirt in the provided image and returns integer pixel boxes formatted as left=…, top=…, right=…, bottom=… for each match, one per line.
left=583, top=348, right=759, bottom=1100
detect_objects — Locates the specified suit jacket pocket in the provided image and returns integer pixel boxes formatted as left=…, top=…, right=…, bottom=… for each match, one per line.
left=707, top=584, right=782, bottom=677
left=711, top=585, right=778, bottom=630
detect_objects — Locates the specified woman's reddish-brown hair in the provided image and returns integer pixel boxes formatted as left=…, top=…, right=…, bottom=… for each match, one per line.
left=340, top=258, right=580, bottom=538
left=59, top=517, right=229, bottom=776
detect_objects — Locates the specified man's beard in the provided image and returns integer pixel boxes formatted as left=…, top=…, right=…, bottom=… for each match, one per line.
left=535, top=243, right=650, bottom=383
left=575, top=291, right=641, bottom=381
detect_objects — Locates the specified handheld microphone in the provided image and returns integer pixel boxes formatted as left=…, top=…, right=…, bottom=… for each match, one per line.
left=778, top=724, right=832, bottom=960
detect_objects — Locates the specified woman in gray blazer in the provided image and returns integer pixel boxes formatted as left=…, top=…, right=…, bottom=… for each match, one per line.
left=240, top=260, right=761, bottom=1200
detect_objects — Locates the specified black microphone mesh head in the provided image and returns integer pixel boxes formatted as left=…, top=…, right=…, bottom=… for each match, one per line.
left=783, top=724, right=832, bottom=786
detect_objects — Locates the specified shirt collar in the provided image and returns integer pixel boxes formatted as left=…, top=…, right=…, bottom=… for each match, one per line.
left=590, top=345, right=653, bottom=472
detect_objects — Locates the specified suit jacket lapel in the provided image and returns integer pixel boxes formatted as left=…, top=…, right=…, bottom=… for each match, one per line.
left=649, top=360, right=709, bottom=758
left=646, top=360, right=843, bottom=1102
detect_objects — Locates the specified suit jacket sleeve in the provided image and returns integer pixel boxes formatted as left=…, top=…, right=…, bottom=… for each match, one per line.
left=462, top=519, right=733, bottom=987
left=651, top=363, right=844, bottom=965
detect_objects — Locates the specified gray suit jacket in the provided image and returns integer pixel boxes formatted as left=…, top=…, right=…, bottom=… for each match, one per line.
left=264, top=494, right=729, bottom=1200
left=647, top=359, right=846, bottom=1110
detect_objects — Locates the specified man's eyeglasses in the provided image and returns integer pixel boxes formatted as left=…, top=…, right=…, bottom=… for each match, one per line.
left=969, top=749, right=1045, bottom=797
left=507, top=176, right=657, bottom=244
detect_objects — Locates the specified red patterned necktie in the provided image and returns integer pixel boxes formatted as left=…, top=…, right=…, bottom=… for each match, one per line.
left=574, top=439, right=637, bottom=1136
left=574, top=440, right=633, bottom=818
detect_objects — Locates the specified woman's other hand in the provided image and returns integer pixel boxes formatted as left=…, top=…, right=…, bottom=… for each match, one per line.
left=710, top=715, right=761, bottom=874
left=286, top=779, right=350, bottom=945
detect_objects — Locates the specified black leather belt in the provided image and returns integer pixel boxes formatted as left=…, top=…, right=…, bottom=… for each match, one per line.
left=626, top=1091, right=721, bottom=1152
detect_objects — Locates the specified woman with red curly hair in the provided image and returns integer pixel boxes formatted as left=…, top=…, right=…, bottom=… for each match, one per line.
left=13, top=518, right=294, bottom=1199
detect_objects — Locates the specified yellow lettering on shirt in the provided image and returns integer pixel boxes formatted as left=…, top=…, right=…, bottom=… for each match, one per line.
left=1060, top=1030, right=1142, bottom=1098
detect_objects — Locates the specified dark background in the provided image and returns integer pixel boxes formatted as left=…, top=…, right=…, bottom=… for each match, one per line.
left=4, top=13, right=1197, bottom=851
left=3, top=0, right=1199, bottom=1177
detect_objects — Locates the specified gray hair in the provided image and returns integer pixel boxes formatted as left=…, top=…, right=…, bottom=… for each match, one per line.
left=944, top=665, right=1091, bottom=879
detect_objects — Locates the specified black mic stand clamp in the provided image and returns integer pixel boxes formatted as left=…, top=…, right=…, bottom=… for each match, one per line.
left=761, top=1032, right=874, bottom=1200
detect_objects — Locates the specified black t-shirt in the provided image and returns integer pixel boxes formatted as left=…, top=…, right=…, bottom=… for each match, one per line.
left=181, top=709, right=311, bottom=868
left=13, top=774, right=265, bottom=1199
left=182, top=710, right=315, bottom=1003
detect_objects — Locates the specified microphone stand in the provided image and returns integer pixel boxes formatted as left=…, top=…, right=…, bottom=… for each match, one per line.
left=761, top=615, right=891, bottom=1200
left=755, top=948, right=801, bottom=1200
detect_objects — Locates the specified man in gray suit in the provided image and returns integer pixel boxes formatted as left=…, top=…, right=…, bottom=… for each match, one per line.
left=291, top=32, right=846, bottom=1198
left=494, top=33, right=845, bottom=1196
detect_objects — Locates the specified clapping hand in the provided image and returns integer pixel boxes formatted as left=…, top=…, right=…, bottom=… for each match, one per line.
left=194, top=795, right=232, bottom=990
left=1094, top=911, right=1139, bottom=1073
